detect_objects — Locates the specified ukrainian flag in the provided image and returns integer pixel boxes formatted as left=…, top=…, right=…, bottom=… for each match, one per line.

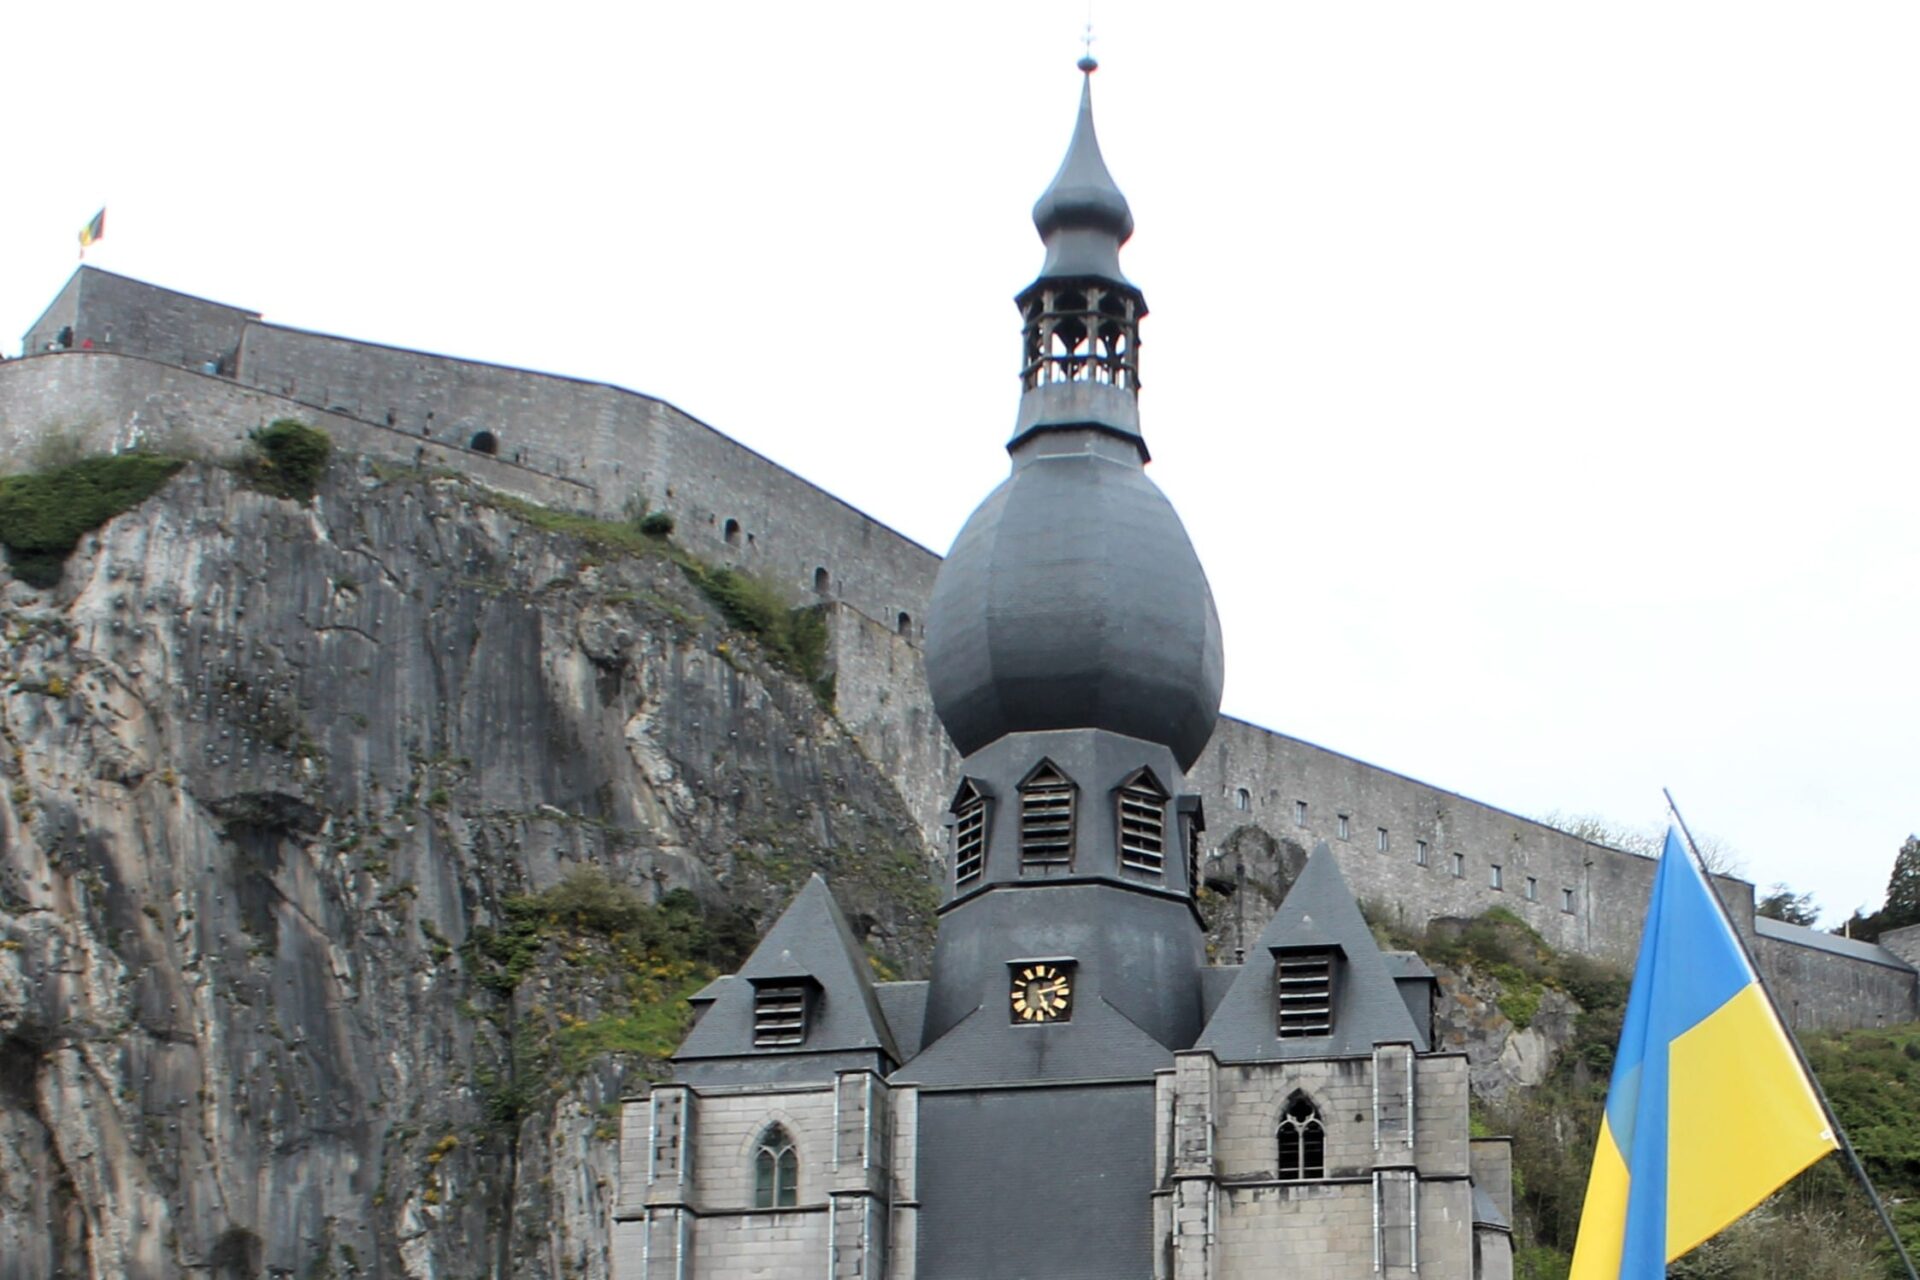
left=1570, top=828, right=1837, bottom=1277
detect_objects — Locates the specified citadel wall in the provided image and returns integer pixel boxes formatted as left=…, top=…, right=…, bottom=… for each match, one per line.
left=5, top=271, right=1913, bottom=1031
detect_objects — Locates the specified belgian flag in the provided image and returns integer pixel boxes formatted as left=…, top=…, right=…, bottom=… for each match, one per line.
left=78, top=208, right=105, bottom=256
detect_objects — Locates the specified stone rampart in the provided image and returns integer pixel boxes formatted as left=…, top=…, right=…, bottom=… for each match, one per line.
left=233, top=324, right=942, bottom=637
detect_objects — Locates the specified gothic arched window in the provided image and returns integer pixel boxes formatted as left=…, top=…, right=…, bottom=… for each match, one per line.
left=753, top=1125, right=799, bottom=1208
left=1277, top=1094, right=1326, bottom=1181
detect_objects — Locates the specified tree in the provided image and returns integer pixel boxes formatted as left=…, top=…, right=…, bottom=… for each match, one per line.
left=1535, top=810, right=1745, bottom=876
left=1755, top=883, right=1820, bottom=927
left=1880, top=835, right=1920, bottom=934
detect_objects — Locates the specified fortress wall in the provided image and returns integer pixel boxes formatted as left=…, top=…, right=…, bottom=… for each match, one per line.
left=825, top=605, right=959, bottom=847
left=1754, top=933, right=1919, bottom=1033
left=1190, top=717, right=1651, bottom=966
left=235, top=324, right=943, bottom=633
left=0, top=352, right=591, bottom=512
left=22, top=269, right=257, bottom=367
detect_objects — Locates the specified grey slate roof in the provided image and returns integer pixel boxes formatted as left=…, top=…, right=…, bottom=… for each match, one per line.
left=893, top=993, right=1174, bottom=1087
left=1472, top=1182, right=1511, bottom=1231
left=1754, top=916, right=1917, bottom=972
left=1195, top=844, right=1426, bottom=1060
left=875, top=982, right=929, bottom=1060
left=1031, top=71, right=1134, bottom=250
left=674, top=875, right=901, bottom=1066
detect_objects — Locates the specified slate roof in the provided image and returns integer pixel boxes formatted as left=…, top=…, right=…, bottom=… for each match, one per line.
left=875, top=982, right=929, bottom=1060
left=1195, top=844, right=1426, bottom=1060
left=1754, top=916, right=1917, bottom=972
left=892, top=993, right=1175, bottom=1087
left=674, top=875, right=900, bottom=1066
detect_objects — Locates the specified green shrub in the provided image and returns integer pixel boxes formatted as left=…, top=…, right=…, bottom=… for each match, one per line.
left=244, top=419, right=332, bottom=500
left=683, top=564, right=832, bottom=701
left=0, top=453, right=184, bottom=586
left=637, top=510, right=674, bottom=537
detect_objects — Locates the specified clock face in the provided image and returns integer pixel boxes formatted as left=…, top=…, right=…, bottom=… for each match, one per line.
left=1011, top=963, right=1073, bottom=1023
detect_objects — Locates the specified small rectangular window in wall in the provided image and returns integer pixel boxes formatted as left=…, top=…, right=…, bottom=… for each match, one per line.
left=1562, top=887, right=1576, bottom=913
left=752, top=983, right=811, bottom=1048
left=1526, top=876, right=1539, bottom=902
left=1375, top=1170, right=1417, bottom=1270
left=1337, top=813, right=1351, bottom=841
left=1274, top=949, right=1337, bottom=1038
left=1490, top=863, right=1503, bottom=891
left=1415, top=840, right=1429, bottom=866
left=1450, top=851, right=1465, bottom=878
left=1294, top=800, right=1309, bottom=827
left=1377, top=827, right=1389, bottom=852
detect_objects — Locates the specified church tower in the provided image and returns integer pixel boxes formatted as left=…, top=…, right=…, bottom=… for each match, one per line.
left=619, top=57, right=1512, bottom=1280
left=913, top=57, right=1222, bottom=1079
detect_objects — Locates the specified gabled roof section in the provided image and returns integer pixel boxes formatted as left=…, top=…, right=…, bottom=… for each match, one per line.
left=1195, top=844, right=1425, bottom=1060
left=673, top=875, right=901, bottom=1065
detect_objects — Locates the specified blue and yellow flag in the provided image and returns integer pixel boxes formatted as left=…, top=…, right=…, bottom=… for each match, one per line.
left=1570, top=828, right=1836, bottom=1277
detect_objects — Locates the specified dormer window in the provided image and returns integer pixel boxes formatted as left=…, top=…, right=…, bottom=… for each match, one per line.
left=751, top=979, right=815, bottom=1048
left=1274, top=948, right=1338, bottom=1039
left=950, top=779, right=991, bottom=887
left=1018, top=760, right=1076, bottom=869
left=1115, top=768, right=1169, bottom=875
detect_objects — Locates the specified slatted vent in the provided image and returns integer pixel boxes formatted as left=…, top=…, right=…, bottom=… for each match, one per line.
left=953, top=781, right=988, bottom=886
left=1116, top=770, right=1168, bottom=874
left=1275, top=950, right=1336, bottom=1038
left=1019, top=762, right=1075, bottom=868
left=752, top=984, right=810, bottom=1047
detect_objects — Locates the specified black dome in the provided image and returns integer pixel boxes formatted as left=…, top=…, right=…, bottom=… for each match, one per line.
left=924, top=446, right=1224, bottom=769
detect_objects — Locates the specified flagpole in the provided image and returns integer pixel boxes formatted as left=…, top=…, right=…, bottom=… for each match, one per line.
left=1663, top=788, right=1919, bottom=1280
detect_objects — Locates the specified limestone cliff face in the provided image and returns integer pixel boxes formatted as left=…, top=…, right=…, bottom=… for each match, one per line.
left=0, top=462, right=936, bottom=1279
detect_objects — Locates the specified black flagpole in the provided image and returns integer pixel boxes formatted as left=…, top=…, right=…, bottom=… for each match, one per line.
left=1663, top=788, right=1918, bottom=1280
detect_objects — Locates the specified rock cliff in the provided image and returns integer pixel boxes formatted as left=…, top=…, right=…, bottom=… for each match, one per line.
left=0, top=460, right=936, bottom=1279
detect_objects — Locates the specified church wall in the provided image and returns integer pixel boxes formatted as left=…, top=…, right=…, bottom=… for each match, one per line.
left=915, top=1084, right=1155, bottom=1280
left=690, top=1212, right=828, bottom=1280
left=686, top=1088, right=837, bottom=1210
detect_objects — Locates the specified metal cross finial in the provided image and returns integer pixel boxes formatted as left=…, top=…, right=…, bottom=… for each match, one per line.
left=1078, top=20, right=1098, bottom=73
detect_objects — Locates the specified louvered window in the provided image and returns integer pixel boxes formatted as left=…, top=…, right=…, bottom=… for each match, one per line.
left=752, top=983, right=810, bottom=1047
left=1019, top=762, right=1076, bottom=868
left=1277, top=1094, right=1326, bottom=1180
left=952, top=781, right=988, bottom=886
left=1116, top=769, right=1168, bottom=875
left=1186, top=814, right=1202, bottom=895
left=1275, top=949, right=1337, bottom=1038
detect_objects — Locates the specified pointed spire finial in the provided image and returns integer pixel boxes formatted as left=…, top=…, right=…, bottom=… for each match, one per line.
left=1079, top=20, right=1098, bottom=73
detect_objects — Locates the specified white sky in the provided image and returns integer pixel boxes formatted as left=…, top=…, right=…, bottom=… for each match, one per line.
left=5, top=3, right=1916, bottom=924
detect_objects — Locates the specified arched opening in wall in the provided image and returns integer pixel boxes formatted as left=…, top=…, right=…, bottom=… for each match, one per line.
left=814, top=567, right=831, bottom=596
left=1235, top=787, right=1251, bottom=811
left=724, top=518, right=742, bottom=547
left=469, top=430, right=499, bottom=456
left=897, top=611, right=912, bottom=636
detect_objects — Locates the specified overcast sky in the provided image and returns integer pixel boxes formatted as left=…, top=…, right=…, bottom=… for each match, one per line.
left=5, top=3, right=1916, bottom=924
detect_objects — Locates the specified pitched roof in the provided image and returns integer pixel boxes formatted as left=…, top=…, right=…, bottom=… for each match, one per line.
left=1194, top=844, right=1425, bottom=1060
left=674, top=875, right=901, bottom=1065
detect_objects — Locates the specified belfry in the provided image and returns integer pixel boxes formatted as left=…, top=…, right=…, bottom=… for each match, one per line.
left=616, top=59, right=1515, bottom=1280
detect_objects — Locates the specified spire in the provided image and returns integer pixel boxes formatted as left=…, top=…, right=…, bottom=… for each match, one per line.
left=1030, top=60, right=1136, bottom=275
left=1012, top=57, right=1150, bottom=452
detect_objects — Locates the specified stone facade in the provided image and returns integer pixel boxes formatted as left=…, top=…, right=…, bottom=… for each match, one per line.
left=6, top=269, right=1914, bottom=1035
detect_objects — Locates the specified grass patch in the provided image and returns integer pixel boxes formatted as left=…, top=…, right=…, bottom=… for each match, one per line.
left=0, top=453, right=184, bottom=587
left=242, top=419, right=332, bottom=501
